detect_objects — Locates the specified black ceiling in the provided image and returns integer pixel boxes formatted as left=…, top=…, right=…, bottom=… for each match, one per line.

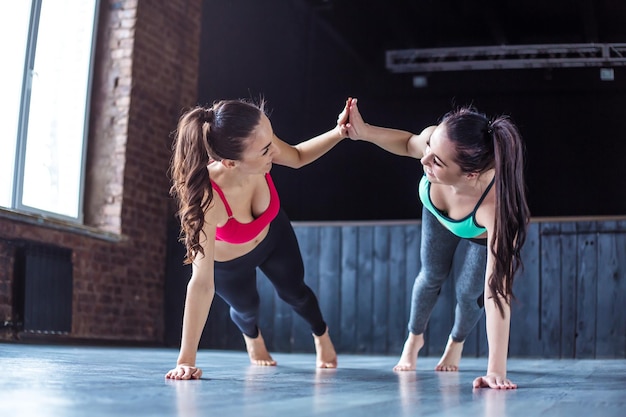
left=305, top=0, right=626, bottom=70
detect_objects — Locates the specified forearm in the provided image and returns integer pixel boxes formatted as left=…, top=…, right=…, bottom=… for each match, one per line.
left=353, top=120, right=433, bottom=160
left=177, top=279, right=215, bottom=366
left=354, top=123, right=416, bottom=156
left=485, top=296, right=511, bottom=376
left=282, top=127, right=345, bottom=168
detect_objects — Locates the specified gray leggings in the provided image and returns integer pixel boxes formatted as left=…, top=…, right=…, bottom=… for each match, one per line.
left=408, top=206, right=487, bottom=342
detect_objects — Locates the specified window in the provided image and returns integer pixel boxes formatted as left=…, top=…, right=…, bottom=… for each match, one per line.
left=0, top=0, right=99, bottom=222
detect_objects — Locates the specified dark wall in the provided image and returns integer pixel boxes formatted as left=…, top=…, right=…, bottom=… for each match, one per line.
left=360, top=67, right=626, bottom=218
left=199, top=0, right=626, bottom=220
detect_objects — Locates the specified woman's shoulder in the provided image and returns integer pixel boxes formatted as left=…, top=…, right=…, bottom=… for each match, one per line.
left=203, top=189, right=226, bottom=225
left=475, top=189, right=496, bottom=231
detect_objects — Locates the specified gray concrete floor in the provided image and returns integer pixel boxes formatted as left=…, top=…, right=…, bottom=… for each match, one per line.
left=1, top=343, right=624, bottom=417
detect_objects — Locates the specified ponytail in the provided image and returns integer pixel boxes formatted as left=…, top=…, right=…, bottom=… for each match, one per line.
left=489, top=116, right=530, bottom=316
left=170, top=108, right=214, bottom=264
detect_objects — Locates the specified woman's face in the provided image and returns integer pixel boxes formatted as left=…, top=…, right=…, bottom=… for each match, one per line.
left=420, top=123, right=463, bottom=184
left=237, top=114, right=279, bottom=175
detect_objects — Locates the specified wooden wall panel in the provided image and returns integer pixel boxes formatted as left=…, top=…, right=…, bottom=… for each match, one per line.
left=540, top=222, right=562, bottom=357
left=356, top=227, right=374, bottom=353
left=372, top=226, right=391, bottom=353
left=387, top=225, right=408, bottom=355
left=559, top=222, right=578, bottom=358
left=339, top=226, right=358, bottom=352
left=595, top=221, right=626, bottom=358
left=575, top=226, right=598, bottom=358
left=193, top=218, right=626, bottom=359
left=510, top=222, right=541, bottom=357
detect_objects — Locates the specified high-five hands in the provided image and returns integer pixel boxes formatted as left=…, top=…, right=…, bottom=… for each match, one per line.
left=339, top=97, right=367, bottom=141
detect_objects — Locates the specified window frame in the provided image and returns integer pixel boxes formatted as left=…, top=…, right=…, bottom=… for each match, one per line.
left=8, top=0, right=100, bottom=224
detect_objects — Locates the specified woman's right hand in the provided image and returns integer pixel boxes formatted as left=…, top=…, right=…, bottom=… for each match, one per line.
left=344, top=98, right=369, bottom=141
left=165, top=364, right=203, bottom=380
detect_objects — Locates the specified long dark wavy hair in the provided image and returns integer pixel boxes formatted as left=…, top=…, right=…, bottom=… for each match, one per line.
left=169, top=99, right=265, bottom=264
left=442, top=106, right=530, bottom=316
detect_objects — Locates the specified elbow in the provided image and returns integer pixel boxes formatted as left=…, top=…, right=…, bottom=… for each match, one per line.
left=282, top=159, right=305, bottom=169
left=291, top=161, right=306, bottom=169
left=284, top=151, right=307, bottom=169
left=272, top=155, right=304, bottom=170
left=187, top=276, right=215, bottom=297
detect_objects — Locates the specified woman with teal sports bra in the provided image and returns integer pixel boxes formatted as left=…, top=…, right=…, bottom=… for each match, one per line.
left=344, top=98, right=529, bottom=390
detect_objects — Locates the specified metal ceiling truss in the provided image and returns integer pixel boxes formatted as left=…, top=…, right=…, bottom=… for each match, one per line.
left=386, top=43, right=626, bottom=73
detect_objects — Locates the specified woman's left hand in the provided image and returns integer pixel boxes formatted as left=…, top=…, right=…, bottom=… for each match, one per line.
left=336, top=97, right=353, bottom=137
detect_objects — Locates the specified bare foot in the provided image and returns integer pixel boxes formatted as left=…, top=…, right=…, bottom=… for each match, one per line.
left=243, top=330, right=277, bottom=366
left=393, top=333, right=424, bottom=371
left=313, top=328, right=337, bottom=368
left=435, top=336, right=464, bottom=371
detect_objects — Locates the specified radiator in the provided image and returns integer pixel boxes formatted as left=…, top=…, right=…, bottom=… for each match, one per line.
left=19, top=243, right=73, bottom=334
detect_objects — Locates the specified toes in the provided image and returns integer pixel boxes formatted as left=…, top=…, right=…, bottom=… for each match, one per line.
left=435, top=364, right=459, bottom=372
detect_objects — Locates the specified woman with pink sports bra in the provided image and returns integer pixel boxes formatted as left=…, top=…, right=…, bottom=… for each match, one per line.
left=166, top=98, right=350, bottom=379
left=344, top=98, right=529, bottom=389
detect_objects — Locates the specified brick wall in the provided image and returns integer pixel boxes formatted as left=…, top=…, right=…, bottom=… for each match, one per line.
left=0, top=0, right=201, bottom=343
left=0, top=242, right=15, bottom=339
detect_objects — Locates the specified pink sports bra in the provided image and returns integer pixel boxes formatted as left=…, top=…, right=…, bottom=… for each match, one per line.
left=210, top=173, right=280, bottom=244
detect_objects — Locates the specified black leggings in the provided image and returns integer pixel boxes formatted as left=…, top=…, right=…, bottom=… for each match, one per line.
left=213, top=208, right=327, bottom=338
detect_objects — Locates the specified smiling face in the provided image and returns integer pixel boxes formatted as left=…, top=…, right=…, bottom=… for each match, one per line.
left=236, top=114, right=279, bottom=175
left=419, top=123, right=465, bottom=184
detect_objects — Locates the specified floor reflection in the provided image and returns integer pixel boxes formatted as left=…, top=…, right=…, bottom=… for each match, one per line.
left=473, top=387, right=513, bottom=417
left=397, top=370, right=421, bottom=411
left=166, top=378, right=202, bottom=417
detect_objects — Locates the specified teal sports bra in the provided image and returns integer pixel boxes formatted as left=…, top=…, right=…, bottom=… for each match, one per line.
left=418, top=174, right=494, bottom=239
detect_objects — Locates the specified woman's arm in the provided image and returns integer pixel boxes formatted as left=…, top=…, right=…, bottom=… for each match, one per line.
left=344, top=98, right=432, bottom=160
left=473, top=213, right=517, bottom=389
left=271, top=99, right=351, bottom=169
left=166, top=219, right=217, bottom=380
